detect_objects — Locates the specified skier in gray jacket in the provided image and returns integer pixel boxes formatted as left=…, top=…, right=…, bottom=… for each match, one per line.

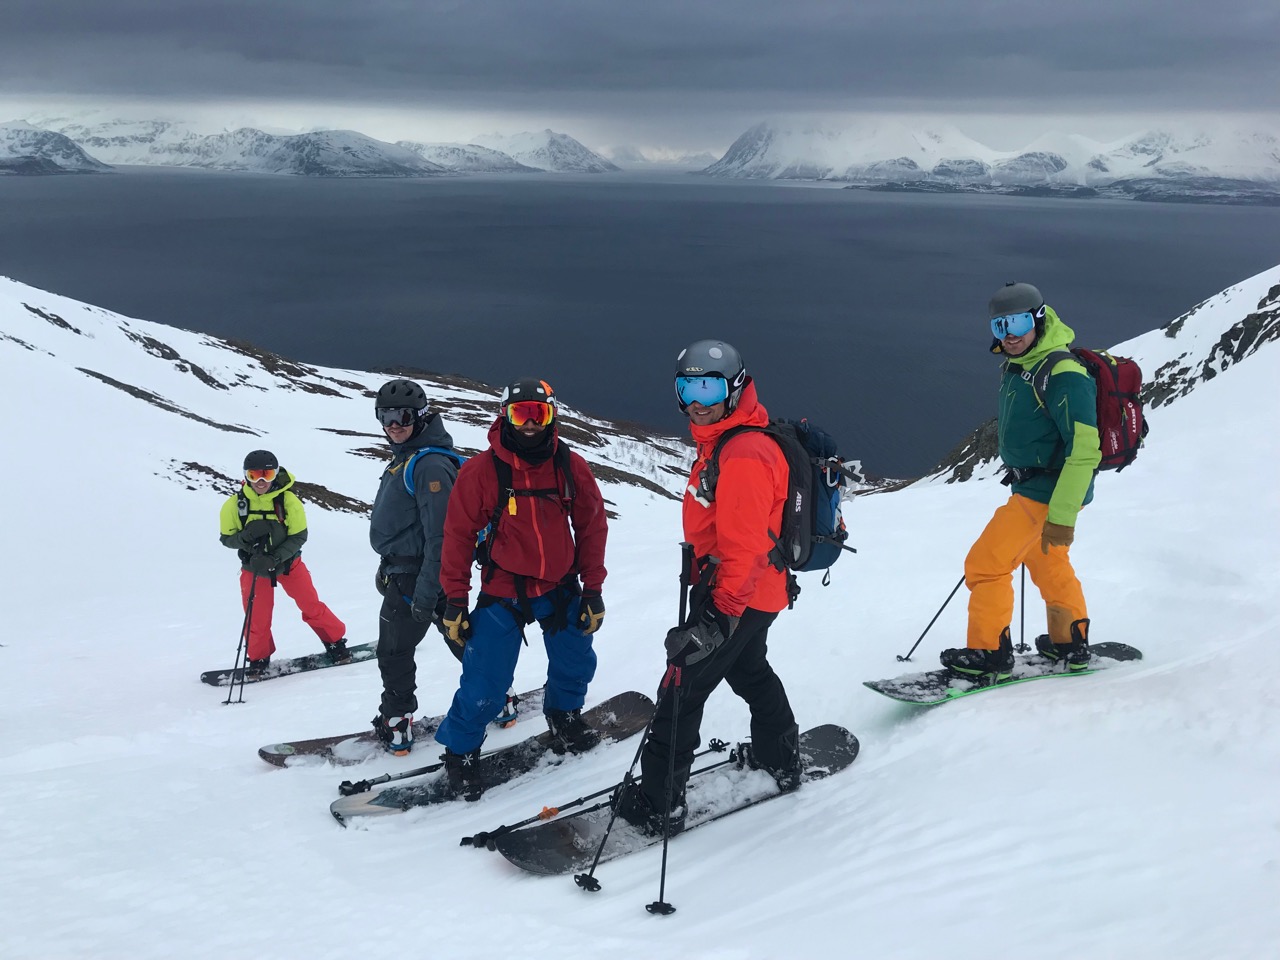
left=368, top=379, right=461, bottom=755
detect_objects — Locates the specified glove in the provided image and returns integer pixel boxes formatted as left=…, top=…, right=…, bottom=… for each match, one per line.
left=441, top=599, right=473, bottom=648
left=1041, top=520, right=1075, bottom=554
left=247, top=551, right=278, bottom=576
left=664, top=603, right=738, bottom=667
left=375, top=567, right=388, bottom=597
left=577, top=591, right=606, bottom=635
left=237, top=518, right=274, bottom=549
left=410, top=595, right=437, bottom=624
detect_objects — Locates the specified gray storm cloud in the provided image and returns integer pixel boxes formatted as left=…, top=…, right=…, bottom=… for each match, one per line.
left=1, top=0, right=1277, bottom=116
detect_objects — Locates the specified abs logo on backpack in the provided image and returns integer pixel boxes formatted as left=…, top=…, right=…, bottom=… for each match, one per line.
left=700, top=418, right=858, bottom=584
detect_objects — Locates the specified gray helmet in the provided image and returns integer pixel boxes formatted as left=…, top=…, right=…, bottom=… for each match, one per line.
left=243, top=449, right=278, bottom=472
left=375, top=378, right=428, bottom=411
left=988, top=282, right=1045, bottom=320
left=675, top=339, right=747, bottom=412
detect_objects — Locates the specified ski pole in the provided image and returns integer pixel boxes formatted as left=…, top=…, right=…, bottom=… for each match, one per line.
left=896, top=574, right=966, bottom=662
left=224, top=571, right=259, bottom=705
left=338, top=758, right=446, bottom=796
left=1014, top=565, right=1030, bottom=653
left=573, top=542, right=695, bottom=894
left=646, top=669, right=681, bottom=916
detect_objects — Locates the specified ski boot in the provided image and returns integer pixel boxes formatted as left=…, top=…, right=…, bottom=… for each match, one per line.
left=735, top=724, right=803, bottom=793
left=940, top=627, right=1015, bottom=683
left=545, top=708, right=601, bottom=755
left=443, top=746, right=484, bottom=802
left=323, top=638, right=353, bottom=665
left=244, top=656, right=271, bottom=679
left=492, top=687, right=520, bottom=729
left=613, top=780, right=686, bottom=838
left=371, top=713, right=414, bottom=756
left=1036, top=618, right=1091, bottom=671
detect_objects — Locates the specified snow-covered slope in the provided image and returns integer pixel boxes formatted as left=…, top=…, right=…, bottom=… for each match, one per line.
left=1, top=267, right=1278, bottom=958
left=395, top=140, right=539, bottom=173
left=703, top=119, right=1280, bottom=197
left=471, top=129, right=620, bottom=173
left=0, top=120, right=112, bottom=174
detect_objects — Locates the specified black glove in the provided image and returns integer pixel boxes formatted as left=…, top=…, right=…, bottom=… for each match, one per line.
left=664, top=603, right=737, bottom=667
left=238, top=518, right=274, bottom=550
left=375, top=567, right=388, bottom=597
left=577, top=591, right=606, bottom=635
left=410, top=594, right=437, bottom=624
left=247, top=551, right=278, bottom=576
left=441, top=600, right=473, bottom=648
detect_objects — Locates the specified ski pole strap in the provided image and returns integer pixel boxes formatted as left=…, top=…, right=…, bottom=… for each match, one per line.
left=661, top=663, right=683, bottom=690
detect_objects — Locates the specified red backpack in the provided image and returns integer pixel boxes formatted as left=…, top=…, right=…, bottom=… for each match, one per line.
left=1026, top=348, right=1149, bottom=471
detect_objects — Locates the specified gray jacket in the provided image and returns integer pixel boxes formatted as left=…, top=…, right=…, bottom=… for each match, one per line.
left=369, top=414, right=459, bottom=609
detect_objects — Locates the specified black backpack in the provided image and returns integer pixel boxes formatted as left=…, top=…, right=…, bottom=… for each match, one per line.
left=698, top=419, right=856, bottom=598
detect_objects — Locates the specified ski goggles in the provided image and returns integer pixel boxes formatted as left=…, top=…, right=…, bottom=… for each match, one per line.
left=989, top=308, right=1042, bottom=340
left=505, top=400, right=555, bottom=428
left=376, top=406, right=419, bottom=427
left=245, top=467, right=278, bottom=483
left=675, top=375, right=729, bottom=407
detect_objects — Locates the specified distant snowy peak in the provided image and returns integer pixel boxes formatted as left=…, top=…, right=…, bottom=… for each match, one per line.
left=703, top=120, right=1280, bottom=187
left=33, top=118, right=446, bottom=177
left=0, top=122, right=111, bottom=174
left=396, top=141, right=538, bottom=173
left=470, top=130, right=619, bottom=173
left=605, top=145, right=722, bottom=167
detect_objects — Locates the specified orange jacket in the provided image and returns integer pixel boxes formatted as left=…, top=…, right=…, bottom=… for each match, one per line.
left=682, top=380, right=790, bottom=616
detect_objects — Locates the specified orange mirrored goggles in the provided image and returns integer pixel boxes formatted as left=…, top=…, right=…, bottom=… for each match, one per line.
left=245, top=467, right=278, bottom=483
left=505, top=400, right=554, bottom=428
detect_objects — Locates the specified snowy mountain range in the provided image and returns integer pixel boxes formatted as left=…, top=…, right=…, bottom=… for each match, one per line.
left=0, top=121, right=112, bottom=175
left=2, top=262, right=1277, bottom=956
left=604, top=144, right=721, bottom=168
left=16, top=115, right=618, bottom=176
left=704, top=119, right=1280, bottom=202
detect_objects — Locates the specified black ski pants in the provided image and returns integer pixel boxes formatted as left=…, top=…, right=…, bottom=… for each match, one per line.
left=376, top=572, right=460, bottom=717
left=638, top=607, right=796, bottom=807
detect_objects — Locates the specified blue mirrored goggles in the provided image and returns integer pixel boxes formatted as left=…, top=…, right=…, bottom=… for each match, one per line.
left=675, top=375, right=729, bottom=407
left=990, top=310, right=1037, bottom=339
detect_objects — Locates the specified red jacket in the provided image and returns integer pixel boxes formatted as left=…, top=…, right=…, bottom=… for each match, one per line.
left=440, top=419, right=608, bottom=603
left=683, top=380, right=790, bottom=616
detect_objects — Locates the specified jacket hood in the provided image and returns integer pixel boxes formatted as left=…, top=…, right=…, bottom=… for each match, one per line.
left=390, top=412, right=455, bottom=456
left=1006, top=306, right=1076, bottom=370
left=239, top=467, right=295, bottom=504
left=689, top=378, right=769, bottom=448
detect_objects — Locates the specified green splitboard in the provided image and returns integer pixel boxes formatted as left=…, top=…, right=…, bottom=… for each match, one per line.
left=863, top=641, right=1143, bottom=705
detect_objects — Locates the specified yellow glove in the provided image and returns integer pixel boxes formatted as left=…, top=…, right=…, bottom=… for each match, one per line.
left=1041, top=521, right=1075, bottom=554
left=441, top=600, right=472, bottom=647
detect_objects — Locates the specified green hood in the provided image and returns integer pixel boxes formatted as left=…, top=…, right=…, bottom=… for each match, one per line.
left=1007, top=306, right=1075, bottom=370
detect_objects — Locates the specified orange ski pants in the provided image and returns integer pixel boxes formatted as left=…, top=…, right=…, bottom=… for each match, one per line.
left=964, top=494, right=1087, bottom=650
left=238, top=559, right=346, bottom=660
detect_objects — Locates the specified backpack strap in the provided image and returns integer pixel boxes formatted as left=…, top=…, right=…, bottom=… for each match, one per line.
left=236, top=491, right=287, bottom=525
left=695, top=425, right=760, bottom=505
left=403, top=446, right=466, bottom=496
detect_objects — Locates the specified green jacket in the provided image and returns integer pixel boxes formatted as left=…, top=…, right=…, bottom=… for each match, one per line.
left=219, top=469, right=309, bottom=571
left=998, top=307, right=1102, bottom=526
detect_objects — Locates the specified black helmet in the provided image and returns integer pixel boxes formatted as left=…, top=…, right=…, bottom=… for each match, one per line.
left=375, top=378, right=428, bottom=411
left=499, top=377, right=557, bottom=417
left=243, top=449, right=278, bottom=472
left=988, top=282, right=1045, bottom=319
left=674, top=339, right=747, bottom=412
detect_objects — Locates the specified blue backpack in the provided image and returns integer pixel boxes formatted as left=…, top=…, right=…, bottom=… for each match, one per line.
left=698, top=418, right=857, bottom=600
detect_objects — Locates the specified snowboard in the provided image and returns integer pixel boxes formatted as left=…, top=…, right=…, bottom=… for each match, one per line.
left=329, top=691, right=654, bottom=826
left=491, top=724, right=860, bottom=876
left=258, top=687, right=547, bottom=767
left=863, top=640, right=1144, bottom=705
left=200, top=642, right=377, bottom=687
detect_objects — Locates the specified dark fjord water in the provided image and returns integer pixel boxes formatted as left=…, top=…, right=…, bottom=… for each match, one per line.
left=2, top=168, right=1278, bottom=476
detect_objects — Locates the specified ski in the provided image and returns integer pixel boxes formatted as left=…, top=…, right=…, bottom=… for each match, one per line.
left=200, top=642, right=377, bottom=687
left=863, top=640, right=1144, bottom=705
left=329, top=691, right=654, bottom=826
left=257, top=687, right=547, bottom=767
left=490, top=724, right=859, bottom=876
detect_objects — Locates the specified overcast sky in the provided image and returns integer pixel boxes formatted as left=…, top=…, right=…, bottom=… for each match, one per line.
left=1, top=0, right=1277, bottom=150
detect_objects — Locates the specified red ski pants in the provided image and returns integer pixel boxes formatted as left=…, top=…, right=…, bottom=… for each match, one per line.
left=238, top=559, right=346, bottom=661
left=964, top=494, right=1087, bottom=650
